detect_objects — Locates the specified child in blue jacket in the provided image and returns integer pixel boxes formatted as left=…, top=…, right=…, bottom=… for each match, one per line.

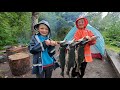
left=28, top=20, right=58, bottom=78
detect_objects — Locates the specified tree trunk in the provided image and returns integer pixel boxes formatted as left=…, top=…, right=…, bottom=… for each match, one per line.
left=31, top=12, right=39, bottom=35
left=8, top=52, right=30, bottom=76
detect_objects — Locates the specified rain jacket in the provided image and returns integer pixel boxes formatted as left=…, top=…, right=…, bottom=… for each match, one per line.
left=28, top=20, right=56, bottom=74
left=28, top=33, right=56, bottom=74
left=74, top=17, right=96, bottom=62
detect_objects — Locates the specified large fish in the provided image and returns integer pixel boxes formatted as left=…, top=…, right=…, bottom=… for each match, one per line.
left=64, top=24, right=105, bottom=56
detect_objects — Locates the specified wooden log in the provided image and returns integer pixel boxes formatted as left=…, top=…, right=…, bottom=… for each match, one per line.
left=6, top=46, right=28, bottom=57
left=8, top=52, right=30, bottom=76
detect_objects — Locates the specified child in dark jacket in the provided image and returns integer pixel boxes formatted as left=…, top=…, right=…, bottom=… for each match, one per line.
left=28, top=20, right=58, bottom=78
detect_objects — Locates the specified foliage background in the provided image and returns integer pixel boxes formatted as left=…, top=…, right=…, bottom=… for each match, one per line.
left=0, top=12, right=120, bottom=52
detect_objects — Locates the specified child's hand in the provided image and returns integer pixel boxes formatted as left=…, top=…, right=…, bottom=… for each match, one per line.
left=85, top=36, right=91, bottom=41
left=50, top=40, right=58, bottom=46
left=45, top=40, right=51, bottom=46
left=91, top=36, right=97, bottom=41
left=45, top=40, right=58, bottom=46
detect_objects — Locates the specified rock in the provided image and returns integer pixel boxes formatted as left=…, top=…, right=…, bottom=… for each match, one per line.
left=118, top=52, right=120, bottom=56
left=4, top=76, right=8, bottom=78
left=0, top=56, right=3, bottom=59
left=0, top=75, right=3, bottom=78
left=3, top=45, right=12, bottom=49
left=0, top=55, right=7, bottom=63
left=106, top=49, right=120, bottom=78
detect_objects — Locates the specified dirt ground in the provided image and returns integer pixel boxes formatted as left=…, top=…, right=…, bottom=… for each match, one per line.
left=52, top=58, right=118, bottom=78
left=0, top=57, right=118, bottom=78
left=0, top=46, right=118, bottom=78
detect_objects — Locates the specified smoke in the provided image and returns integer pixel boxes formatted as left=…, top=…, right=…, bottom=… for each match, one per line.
left=79, top=12, right=88, bottom=17
left=101, top=12, right=108, bottom=19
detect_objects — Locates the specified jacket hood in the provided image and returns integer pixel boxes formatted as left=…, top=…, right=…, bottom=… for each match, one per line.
left=75, top=17, right=88, bottom=29
left=34, top=20, right=51, bottom=38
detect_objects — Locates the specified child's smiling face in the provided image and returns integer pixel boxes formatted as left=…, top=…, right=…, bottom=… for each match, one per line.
left=77, top=18, right=85, bottom=29
left=38, top=24, right=49, bottom=36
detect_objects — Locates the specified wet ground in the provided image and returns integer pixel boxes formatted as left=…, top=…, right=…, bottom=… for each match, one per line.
left=0, top=46, right=118, bottom=78
left=0, top=58, right=118, bottom=78
left=52, top=58, right=118, bottom=78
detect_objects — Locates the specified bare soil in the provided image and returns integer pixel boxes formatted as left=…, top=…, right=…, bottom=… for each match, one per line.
left=0, top=47, right=118, bottom=78
left=0, top=56, right=118, bottom=78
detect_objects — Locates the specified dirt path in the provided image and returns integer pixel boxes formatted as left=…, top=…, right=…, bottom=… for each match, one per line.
left=0, top=58, right=118, bottom=78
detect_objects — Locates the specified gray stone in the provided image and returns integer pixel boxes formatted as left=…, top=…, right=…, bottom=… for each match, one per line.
left=106, top=49, right=120, bottom=78
left=0, top=55, right=7, bottom=63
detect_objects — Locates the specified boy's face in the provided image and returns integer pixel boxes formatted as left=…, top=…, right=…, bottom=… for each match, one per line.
left=77, top=19, right=85, bottom=29
left=38, top=24, right=49, bottom=36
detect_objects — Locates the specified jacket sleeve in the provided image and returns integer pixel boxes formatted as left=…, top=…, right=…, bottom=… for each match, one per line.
left=88, top=31, right=96, bottom=45
left=73, top=30, right=81, bottom=41
left=28, top=36, right=43, bottom=54
left=48, top=45, right=56, bottom=57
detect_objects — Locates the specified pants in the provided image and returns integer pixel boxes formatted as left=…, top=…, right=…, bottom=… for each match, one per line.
left=36, top=65, right=53, bottom=78
left=71, top=61, right=87, bottom=78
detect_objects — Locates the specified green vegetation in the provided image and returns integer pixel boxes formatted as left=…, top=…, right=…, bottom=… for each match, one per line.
left=38, top=12, right=75, bottom=40
left=0, top=12, right=31, bottom=50
left=105, top=44, right=120, bottom=53
left=0, top=12, right=120, bottom=53
left=101, top=20, right=120, bottom=52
